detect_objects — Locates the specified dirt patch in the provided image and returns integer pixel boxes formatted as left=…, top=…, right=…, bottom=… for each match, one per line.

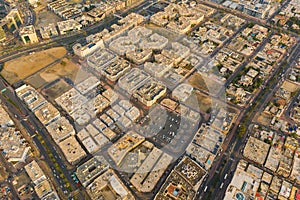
left=39, top=58, right=84, bottom=84
left=255, top=112, right=272, bottom=126
left=188, top=72, right=223, bottom=96
left=281, top=80, right=299, bottom=93
left=0, top=164, right=8, bottom=182
left=42, top=79, right=72, bottom=100
left=26, top=74, right=47, bottom=89
left=36, top=9, right=61, bottom=29
left=1, top=47, right=66, bottom=84
left=184, top=90, right=213, bottom=114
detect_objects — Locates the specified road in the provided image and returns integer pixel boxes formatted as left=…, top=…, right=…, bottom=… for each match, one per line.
left=0, top=77, right=89, bottom=199
left=0, top=152, right=20, bottom=200
left=217, top=31, right=274, bottom=98
left=0, top=0, right=155, bottom=63
left=199, top=40, right=300, bottom=200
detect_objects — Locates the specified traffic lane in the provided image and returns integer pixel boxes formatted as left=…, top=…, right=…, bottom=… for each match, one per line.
left=0, top=154, right=20, bottom=200
left=0, top=78, right=29, bottom=115
left=22, top=120, right=71, bottom=194
left=209, top=39, right=300, bottom=199
left=0, top=85, right=75, bottom=195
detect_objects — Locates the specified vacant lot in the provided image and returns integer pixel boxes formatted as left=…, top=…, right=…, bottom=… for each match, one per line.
left=39, top=58, right=84, bottom=83
left=188, top=72, right=223, bottom=96
left=281, top=80, right=299, bottom=93
left=1, top=47, right=66, bottom=84
left=185, top=90, right=212, bottom=114
left=42, top=79, right=72, bottom=99
left=256, top=112, right=272, bottom=126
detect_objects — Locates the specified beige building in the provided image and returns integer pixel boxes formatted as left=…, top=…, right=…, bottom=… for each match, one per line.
left=5, top=9, right=23, bottom=31
left=24, top=160, right=46, bottom=185
left=58, top=136, right=87, bottom=164
left=19, top=25, right=39, bottom=44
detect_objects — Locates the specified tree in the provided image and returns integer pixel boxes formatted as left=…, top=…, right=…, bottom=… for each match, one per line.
left=60, top=60, right=67, bottom=66
left=238, top=124, right=247, bottom=137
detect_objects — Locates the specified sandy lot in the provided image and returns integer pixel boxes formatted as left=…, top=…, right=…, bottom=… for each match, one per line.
left=42, top=79, right=72, bottom=100
left=281, top=80, right=299, bottom=93
left=188, top=72, right=223, bottom=96
left=26, top=58, right=89, bottom=91
left=184, top=90, right=212, bottom=114
left=1, top=47, right=66, bottom=84
left=255, top=112, right=272, bottom=126
left=39, top=58, right=85, bottom=83
left=36, top=9, right=61, bottom=29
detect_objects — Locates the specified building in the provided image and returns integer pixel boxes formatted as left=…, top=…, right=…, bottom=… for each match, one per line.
left=118, top=68, right=150, bottom=93
left=34, top=102, right=60, bottom=126
left=24, top=161, right=46, bottom=185
left=130, top=148, right=173, bottom=192
left=172, top=83, right=193, bottom=102
left=86, top=169, right=135, bottom=200
left=58, top=136, right=87, bottom=164
left=45, top=117, right=75, bottom=143
left=19, top=25, right=39, bottom=44
left=39, top=23, right=59, bottom=39
left=243, top=136, right=270, bottom=165
left=0, top=105, right=30, bottom=163
left=101, top=58, right=131, bottom=82
left=77, top=124, right=109, bottom=154
left=133, top=79, right=167, bottom=107
left=3, top=9, right=23, bottom=32
left=16, top=84, right=46, bottom=112
left=76, top=156, right=109, bottom=187
left=34, top=180, right=53, bottom=199
left=108, top=131, right=145, bottom=165
left=224, top=160, right=261, bottom=200
left=73, top=39, right=104, bottom=58
left=57, top=19, right=82, bottom=35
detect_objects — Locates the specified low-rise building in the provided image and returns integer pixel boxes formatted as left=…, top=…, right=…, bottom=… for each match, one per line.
left=101, top=58, right=131, bottom=82
left=118, top=68, right=150, bottom=94
left=58, top=136, right=87, bottom=164
left=46, top=117, right=75, bottom=143
left=24, top=161, right=46, bottom=185
left=57, top=19, right=82, bottom=35
left=75, top=76, right=100, bottom=95
left=133, top=79, right=166, bottom=107
left=19, top=25, right=39, bottom=44
left=224, top=160, right=261, bottom=200
left=73, top=40, right=104, bottom=58
left=39, top=23, right=59, bottom=39
left=34, top=102, right=60, bottom=126
left=16, top=84, right=46, bottom=112
left=130, top=148, right=172, bottom=192
left=243, top=136, right=270, bottom=165
left=108, top=131, right=144, bottom=165
left=86, top=169, right=135, bottom=200
left=76, top=156, right=109, bottom=187
left=77, top=124, right=109, bottom=154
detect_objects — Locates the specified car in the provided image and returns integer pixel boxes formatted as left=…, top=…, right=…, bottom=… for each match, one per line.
left=224, top=174, right=228, bottom=180
left=220, top=182, right=224, bottom=189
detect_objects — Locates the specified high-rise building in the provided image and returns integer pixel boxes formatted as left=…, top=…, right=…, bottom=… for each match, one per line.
left=5, top=8, right=23, bottom=32
left=0, top=22, right=6, bottom=42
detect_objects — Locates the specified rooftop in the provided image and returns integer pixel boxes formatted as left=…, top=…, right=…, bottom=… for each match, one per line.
left=58, top=136, right=87, bottom=164
left=76, top=156, right=109, bottom=187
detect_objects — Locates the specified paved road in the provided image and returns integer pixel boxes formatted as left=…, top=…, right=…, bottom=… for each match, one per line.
left=200, top=40, right=300, bottom=200
left=0, top=77, right=89, bottom=199
left=0, top=153, right=20, bottom=200
left=0, top=0, right=154, bottom=63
